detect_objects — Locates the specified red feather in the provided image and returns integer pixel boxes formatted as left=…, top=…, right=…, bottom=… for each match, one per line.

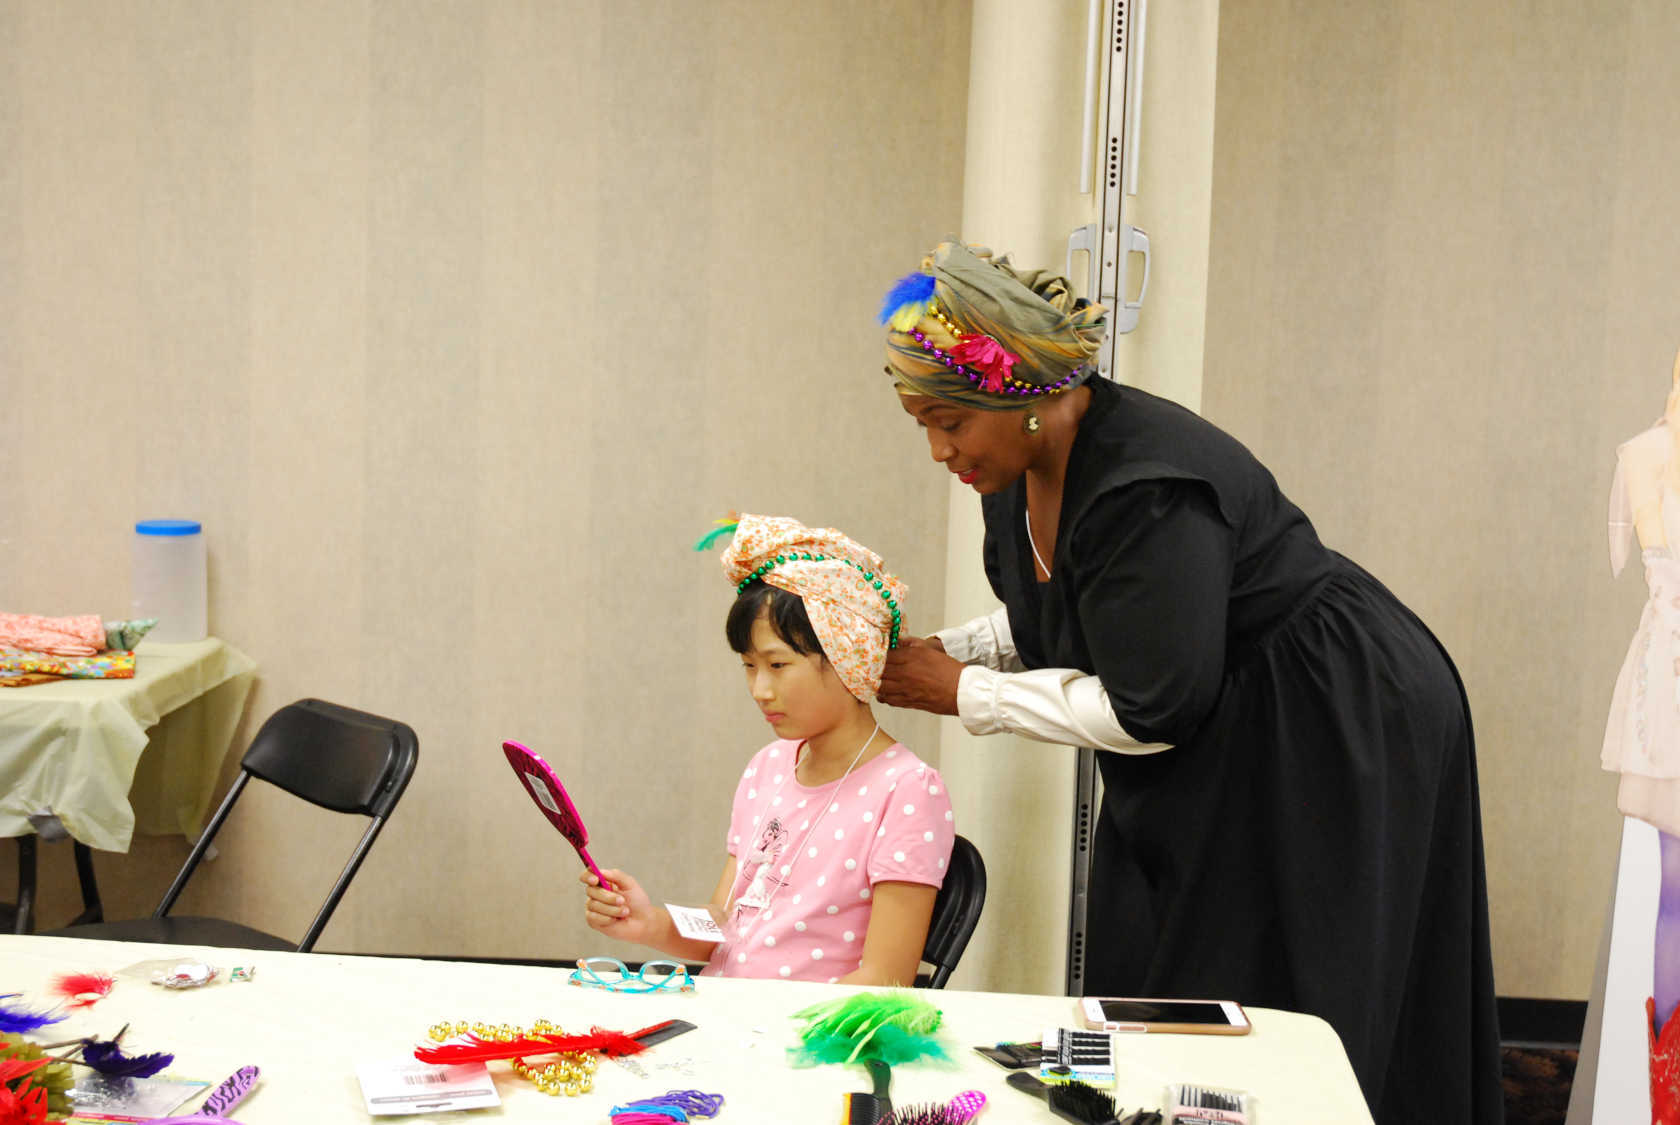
left=414, top=1024, right=658, bottom=1066
left=50, top=972, right=114, bottom=1010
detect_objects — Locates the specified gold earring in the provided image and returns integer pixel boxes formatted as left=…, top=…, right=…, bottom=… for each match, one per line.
left=1023, top=411, right=1041, bottom=435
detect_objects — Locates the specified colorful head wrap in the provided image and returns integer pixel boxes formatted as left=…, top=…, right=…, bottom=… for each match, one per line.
left=880, top=241, right=1108, bottom=410
left=699, top=515, right=908, bottom=703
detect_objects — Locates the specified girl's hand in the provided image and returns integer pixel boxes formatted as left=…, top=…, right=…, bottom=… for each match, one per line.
left=580, top=867, right=660, bottom=943
left=878, top=636, right=962, bottom=715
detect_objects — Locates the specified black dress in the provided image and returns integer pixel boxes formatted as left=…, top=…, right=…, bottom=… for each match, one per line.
left=981, top=378, right=1504, bottom=1125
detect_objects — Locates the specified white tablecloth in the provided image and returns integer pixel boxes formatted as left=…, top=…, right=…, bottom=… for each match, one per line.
left=0, top=934, right=1374, bottom=1123
left=0, top=639, right=256, bottom=850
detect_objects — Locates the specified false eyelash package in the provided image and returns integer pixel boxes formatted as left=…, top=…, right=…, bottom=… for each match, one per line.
left=1166, top=1082, right=1256, bottom=1125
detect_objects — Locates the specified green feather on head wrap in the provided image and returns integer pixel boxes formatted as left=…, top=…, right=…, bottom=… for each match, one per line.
left=882, top=241, right=1108, bottom=410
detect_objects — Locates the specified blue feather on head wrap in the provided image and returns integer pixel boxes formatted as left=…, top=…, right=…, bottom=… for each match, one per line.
left=879, top=272, right=937, bottom=331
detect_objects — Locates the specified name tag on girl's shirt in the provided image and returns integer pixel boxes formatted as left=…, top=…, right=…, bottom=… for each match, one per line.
left=666, top=903, right=725, bottom=943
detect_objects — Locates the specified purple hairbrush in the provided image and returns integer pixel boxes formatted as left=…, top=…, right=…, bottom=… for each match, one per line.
left=502, top=740, right=615, bottom=891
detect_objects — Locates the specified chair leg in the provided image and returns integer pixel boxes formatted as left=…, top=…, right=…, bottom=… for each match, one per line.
left=13, top=836, right=37, bottom=935
left=70, top=842, right=103, bottom=925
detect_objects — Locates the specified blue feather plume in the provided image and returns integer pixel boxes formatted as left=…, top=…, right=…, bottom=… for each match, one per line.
left=879, top=272, right=937, bottom=327
left=0, top=994, right=65, bottom=1034
left=81, top=1037, right=175, bottom=1078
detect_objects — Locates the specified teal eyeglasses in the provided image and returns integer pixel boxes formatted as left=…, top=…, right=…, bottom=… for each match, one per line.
left=568, top=957, right=694, bottom=994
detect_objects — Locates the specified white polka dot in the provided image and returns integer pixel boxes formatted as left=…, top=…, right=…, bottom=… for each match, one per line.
left=827, top=905, right=839, bottom=914
left=748, top=789, right=758, bottom=799
left=859, top=888, right=871, bottom=900
left=772, top=796, right=782, bottom=806
left=843, top=930, right=856, bottom=942
left=903, top=804, right=915, bottom=815
left=773, top=775, right=783, bottom=784
left=797, top=799, right=807, bottom=808
left=857, top=785, right=868, bottom=796
left=795, top=921, right=807, bottom=932
left=830, top=803, right=840, bottom=813
left=781, top=865, right=791, bottom=875
left=937, top=857, right=946, bottom=868
left=945, top=810, right=953, bottom=821
left=792, top=893, right=802, bottom=904
left=828, top=976, right=838, bottom=983
left=923, top=831, right=934, bottom=842
left=811, top=949, right=824, bottom=960
left=893, top=850, right=906, bottom=863
left=930, top=785, right=940, bottom=795
left=737, top=952, right=747, bottom=962
left=886, top=749, right=898, bottom=757
left=862, top=810, right=874, bottom=822
left=877, top=828, right=886, bottom=837
left=769, top=747, right=780, bottom=757
left=800, top=820, right=810, bottom=830
left=732, top=834, right=740, bottom=844
left=779, top=966, right=791, bottom=977
left=764, top=909, right=774, bottom=920
left=765, top=935, right=777, bottom=947
left=817, top=875, right=827, bottom=887
left=753, top=815, right=761, bottom=825
left=833, top=828, right=845, bottom=840
left=887, top=769, right=897, bottom=777
left=808, top=847, right=819, bottom=858
left=743, top=767, right=753, bottom=777
left=844, top=858, right=857, bottom=871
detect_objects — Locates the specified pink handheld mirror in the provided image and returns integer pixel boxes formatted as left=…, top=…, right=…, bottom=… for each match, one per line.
left=502, top=740, right=615, bottom=891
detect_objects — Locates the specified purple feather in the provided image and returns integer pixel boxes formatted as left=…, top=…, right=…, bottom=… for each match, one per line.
left=201, top=1065, right=260, bottom=1115
left=0, top=995, right=65, bottom=1034
left=82, top=1037, right=175, bottom=1077
left=879, top=271, right=936, bottom=324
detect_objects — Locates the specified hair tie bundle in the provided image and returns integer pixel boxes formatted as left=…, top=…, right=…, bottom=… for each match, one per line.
left=609, top=1088, right=724, bottom=1123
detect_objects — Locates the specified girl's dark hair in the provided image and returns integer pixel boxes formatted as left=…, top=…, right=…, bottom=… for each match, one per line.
left=726, top=580, right=824, bottom=657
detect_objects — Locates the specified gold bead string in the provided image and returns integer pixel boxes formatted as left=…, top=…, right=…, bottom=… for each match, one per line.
left=425, top=1018, right=599, bottom=1097
left=926, top=300, right=1070, bottom=395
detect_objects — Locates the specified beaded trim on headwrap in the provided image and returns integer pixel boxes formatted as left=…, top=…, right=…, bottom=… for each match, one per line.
left=697, top=515, right=909, bottom=703
left=880, top=242, right=1107, bottom=410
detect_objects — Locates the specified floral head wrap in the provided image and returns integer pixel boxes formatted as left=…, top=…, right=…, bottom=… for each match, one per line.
left=880, top=241, right=1108, bottom=410
left=704, top=514, right=907, bottom=703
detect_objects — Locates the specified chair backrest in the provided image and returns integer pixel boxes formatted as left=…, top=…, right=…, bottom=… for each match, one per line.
left=242, top=698, right=418, bottom=817
left=920, top=834, right=987, bottom=989
left=155, top=698, right=419, bottom=951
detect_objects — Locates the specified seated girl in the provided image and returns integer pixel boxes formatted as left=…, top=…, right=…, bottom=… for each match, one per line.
left=580, top=514, right=954, bottom=985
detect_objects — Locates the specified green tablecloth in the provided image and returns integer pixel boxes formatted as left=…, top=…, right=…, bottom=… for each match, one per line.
left=0, top=638, right=256, bottom=850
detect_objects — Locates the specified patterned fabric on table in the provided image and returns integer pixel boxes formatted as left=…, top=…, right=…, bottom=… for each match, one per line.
left=0, top=648, right=136, bottom=680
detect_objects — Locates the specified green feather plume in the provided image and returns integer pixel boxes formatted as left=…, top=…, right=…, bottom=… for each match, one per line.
left=693, top=520, right=739, bottom=552
left=789, top=990, right=948, bottom=1068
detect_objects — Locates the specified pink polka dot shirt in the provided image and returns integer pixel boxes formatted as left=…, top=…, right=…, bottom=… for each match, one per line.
left=705, top=739, right=954, bottom=982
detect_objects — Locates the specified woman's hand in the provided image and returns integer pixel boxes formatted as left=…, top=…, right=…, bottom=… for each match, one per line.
left=580, top=867, right=661, bottom=944
left=879, top=635, right=962, bottom=715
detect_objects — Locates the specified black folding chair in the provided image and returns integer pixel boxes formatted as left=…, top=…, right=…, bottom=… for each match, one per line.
left=918, top=834, right=987, bottom=988
left=46, top=698, right=418, bottom=952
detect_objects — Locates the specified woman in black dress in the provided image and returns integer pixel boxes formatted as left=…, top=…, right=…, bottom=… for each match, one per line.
left=875, top=242, right=1503, bottom=1125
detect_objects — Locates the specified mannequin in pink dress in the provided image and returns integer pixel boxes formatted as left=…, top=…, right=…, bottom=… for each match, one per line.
left=1604, top=345, right=1680, bottom=1123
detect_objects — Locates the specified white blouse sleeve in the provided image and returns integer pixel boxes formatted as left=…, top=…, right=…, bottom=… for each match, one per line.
left=954, top=664, right=1174, bottom=756
left=934, top=606, right=1025, bottom=672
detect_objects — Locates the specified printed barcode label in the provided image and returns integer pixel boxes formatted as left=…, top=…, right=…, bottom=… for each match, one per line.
left=402, top=1072, right=448, bottom=1086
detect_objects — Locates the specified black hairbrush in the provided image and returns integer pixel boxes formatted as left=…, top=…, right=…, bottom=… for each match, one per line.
left=840, top=1058, right=894, bottom=1124
left=1007, top=1071, right=1123, bottom=1124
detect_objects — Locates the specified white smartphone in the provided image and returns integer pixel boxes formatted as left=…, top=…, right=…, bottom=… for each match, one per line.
left=1078, top=996, right=1251, bottom=1035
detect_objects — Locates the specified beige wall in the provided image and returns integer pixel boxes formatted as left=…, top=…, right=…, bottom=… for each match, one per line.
left=1204, top=0, right=1680, bottom=999
left=1, top=0, right=972, bottom=962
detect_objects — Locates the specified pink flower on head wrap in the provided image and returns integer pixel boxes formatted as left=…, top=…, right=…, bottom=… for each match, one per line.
left=948, top=333, right=1019, bottom=393
left=719, top=515, right=908, bottom=703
